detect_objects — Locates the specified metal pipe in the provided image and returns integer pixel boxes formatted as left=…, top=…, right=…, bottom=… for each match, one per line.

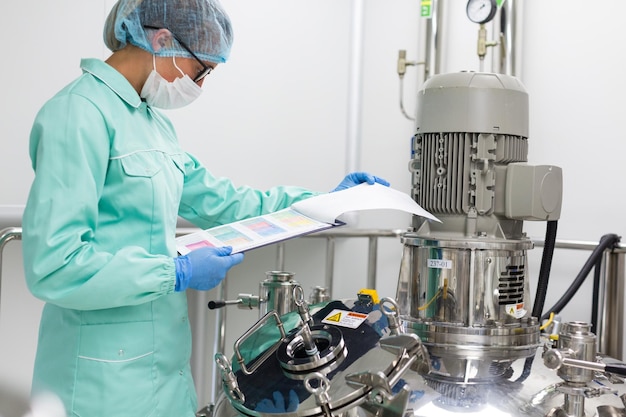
left=276, top=243, right=286, bottom=271
left=532, top=238, right=625, bottom=359
left=210, top=279, right=228, bottom=403
left=325, top=237, right=335, bottom=297
left=598, top=250, right=625, bottom=360
left=423, top=0, right=443, bottom=80
left=501, top=0, right=520, bottom=76
left=0, top=227, right=22, bottom=318
left=345, top=0, right=365, bottom=173
left=532, top=239, right=626, bottom=253
left=366, top=237, right=377, bottom=289
left=179, top=227, right=406, bottom=239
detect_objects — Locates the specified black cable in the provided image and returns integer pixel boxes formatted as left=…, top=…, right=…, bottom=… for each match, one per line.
left=515, top=220, right=558, bottom=383
left=540, top=233, right=621, bottom=322
left=532, top=221, right=558, bottom=318
left=590, top=254, right=603, bottom=334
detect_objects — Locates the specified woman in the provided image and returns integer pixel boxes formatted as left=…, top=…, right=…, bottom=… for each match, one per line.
left=21, top=0, right=388, bottom=416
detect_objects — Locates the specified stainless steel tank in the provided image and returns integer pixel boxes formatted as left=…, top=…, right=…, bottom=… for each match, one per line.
left=396, top=71, right=562, bottom=407
left=207, top=294, right=626, bottom=417
left=210, top=295, right=430, bottom=417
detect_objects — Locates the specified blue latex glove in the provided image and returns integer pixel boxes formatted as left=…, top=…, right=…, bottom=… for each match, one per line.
left=255, top=390, right=299, bottom=413
left=174, top=246, right=244, bottom=291
left=331, top=171, right=390, bottom=192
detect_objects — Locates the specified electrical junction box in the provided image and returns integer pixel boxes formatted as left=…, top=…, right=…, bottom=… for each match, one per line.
left=505, top=163, right=562, bottom=221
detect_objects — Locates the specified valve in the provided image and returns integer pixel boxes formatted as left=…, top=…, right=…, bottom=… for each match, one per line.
left=208, top=293, right=260, bottom=310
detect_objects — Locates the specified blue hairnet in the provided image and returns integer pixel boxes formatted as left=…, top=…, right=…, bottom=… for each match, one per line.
left=104, top=0, right=233, bottom=64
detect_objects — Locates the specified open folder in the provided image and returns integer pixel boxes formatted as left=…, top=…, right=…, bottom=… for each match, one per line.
left=175, top=183, right=439, bottom=255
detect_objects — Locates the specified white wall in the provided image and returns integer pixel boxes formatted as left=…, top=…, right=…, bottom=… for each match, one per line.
left=1, top=0, right=625, bottom=411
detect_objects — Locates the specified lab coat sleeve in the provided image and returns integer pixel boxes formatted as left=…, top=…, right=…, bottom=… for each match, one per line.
left=22, top=94, right=176, bottom=311
left=178, top=153, right=322, bottom=230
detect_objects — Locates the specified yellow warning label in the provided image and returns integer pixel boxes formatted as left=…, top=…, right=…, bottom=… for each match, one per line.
left=505, top=302, right=526, bottom=319
left=322, top=309, right=367, bottom=329
left=325, top=312, right=342, bottom=322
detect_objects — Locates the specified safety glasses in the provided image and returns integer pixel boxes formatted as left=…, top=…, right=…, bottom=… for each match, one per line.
left=144, top=25, right=213, bottom=82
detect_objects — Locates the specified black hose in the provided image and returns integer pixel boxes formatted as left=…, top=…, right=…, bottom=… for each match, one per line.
left=515, top=220, right=558, bottom=383
left=532, top=221, right=558, bottom=318
left=590, top=255, right=603, bottom=334
left=540, top=233, right=621, bottom=321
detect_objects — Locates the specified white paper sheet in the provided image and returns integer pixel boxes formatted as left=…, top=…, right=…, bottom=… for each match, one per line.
left=291, top=183, right=440, bottom=224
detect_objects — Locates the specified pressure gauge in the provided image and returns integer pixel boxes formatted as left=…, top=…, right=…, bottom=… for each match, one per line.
left=466, top=0, right=497, bottom=24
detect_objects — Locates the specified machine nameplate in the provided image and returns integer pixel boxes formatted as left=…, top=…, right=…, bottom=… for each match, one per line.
left=427, top=259, right=452, bottom=269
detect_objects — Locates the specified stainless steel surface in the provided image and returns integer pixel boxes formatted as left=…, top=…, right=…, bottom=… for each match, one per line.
left=216, top=298, right=430, bottom=417
left=324, top=237, right=335, bottom=297
left=499, top=0, right=521, bottom=76
left=213, top=315, right=626, bottom=417
left=345, top=0, right=365, bottom=175
left=540, top=322, right=618, bottom=417
left=259, top=271, right=299, bottom=318
left=399, top=71, right=545, bottom=407
left=555, top=322, right=596, bottom=383
left=424, top=0, right=443, bottom=80
left=0, top=227, right=22, bottom=319
left=599, top=250, right=625, bottom=360
left=176, top=225, right=626, bottom=412
left=233, top=310, right=287, bottom=376
left=366, top=237, right=377, bottom=290
left=397, top=238, right=540, bottom=406
left=212, top=280, right=228, bottom=403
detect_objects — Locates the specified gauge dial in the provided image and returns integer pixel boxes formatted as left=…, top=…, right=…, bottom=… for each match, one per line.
left=466, top=0, right=497, bottom=24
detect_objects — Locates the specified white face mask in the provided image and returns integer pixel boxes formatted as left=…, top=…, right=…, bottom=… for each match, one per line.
left=140, top=56, right=203, bottom=109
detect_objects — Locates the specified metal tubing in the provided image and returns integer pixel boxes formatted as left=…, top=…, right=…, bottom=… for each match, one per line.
left=210, top=279, right=228, bottom=403
left=345, top=0, right=365, bottom=173
left=0, top=227, right=22, bottom=318
left=501, top=0, right=520, bottom=76
left=325, top=237, right=335, bottom=297
left=533, top=238, right=625, bottom=359
left=598, top=250, right=624, bottom=360
left=424, top=0, right=443, bottom=80
left=275, top=243, right=286, bottom=271
left=366, top=237, right=377, bottom=290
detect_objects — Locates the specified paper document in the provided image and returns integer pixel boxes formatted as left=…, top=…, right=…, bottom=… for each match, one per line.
left=291, top=183, right=440, bottom=224
left=176, top=183, right=439, bottom=255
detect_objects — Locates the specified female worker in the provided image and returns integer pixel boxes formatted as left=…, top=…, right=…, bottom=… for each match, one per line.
left=21, top=0, right=388, bottom=416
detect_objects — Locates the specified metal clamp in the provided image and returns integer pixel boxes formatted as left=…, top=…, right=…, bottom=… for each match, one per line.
left=214, top=353, right=245, bottom=404
left=304, top=372, right=332, bottom=417
left=380, top=297, right=402, bottom=335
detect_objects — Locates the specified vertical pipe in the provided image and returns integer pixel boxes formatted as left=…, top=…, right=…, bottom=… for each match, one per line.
left=0, top=228, right=22, bottom=320
left=468, top=249, right=476, bottom=327
left=325, top=237, right=335, bottom=298
left=366, top=237, right=378, bottom=290
left=598, top=250, right=624, bottom=360
left=423, top=0, right=444, bottom=80
left=563, top=393, right=585, bottom=417
left=210, top=280, right=228, bottom=403
left=492, top=0, right=520, bottom=76
left=191, top=291, right=209, bottom=406
left=345, top=0, right=365, bottom=173
left=276, top=243, right=286, bottom=271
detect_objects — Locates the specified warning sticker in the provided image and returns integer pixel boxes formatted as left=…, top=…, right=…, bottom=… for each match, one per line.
left=321, top=309, right=368, bottom=329
left=505, top=303, right=527, bottom=319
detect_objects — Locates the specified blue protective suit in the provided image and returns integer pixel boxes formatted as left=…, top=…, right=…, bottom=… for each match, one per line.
left=22, top=58, right=318, bottom=417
